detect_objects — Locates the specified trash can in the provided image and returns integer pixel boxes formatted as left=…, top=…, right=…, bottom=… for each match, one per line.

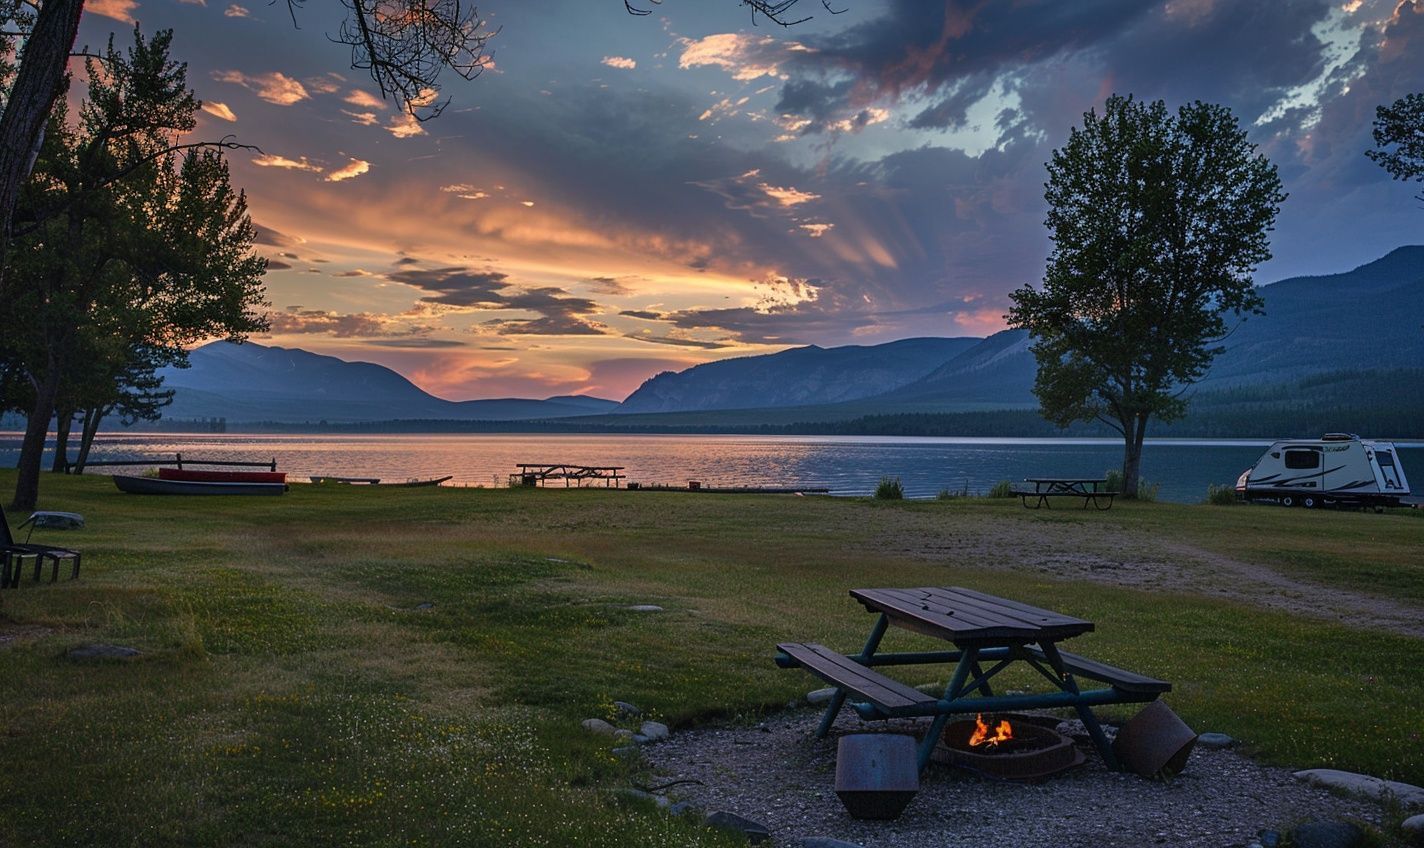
left=835, top=733, right=919, bottom=820
left=1113, top=700, right=1198, bottom=780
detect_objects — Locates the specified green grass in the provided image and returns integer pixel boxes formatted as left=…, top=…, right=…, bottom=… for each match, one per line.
left=0, top=472, right=1421, bottom=846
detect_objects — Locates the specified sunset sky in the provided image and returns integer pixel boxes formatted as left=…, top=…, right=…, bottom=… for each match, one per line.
left=78, top=0, right=1424, bottom=401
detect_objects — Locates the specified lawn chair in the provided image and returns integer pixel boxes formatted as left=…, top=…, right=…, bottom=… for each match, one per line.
left=1, top=504, right=81, bottom=587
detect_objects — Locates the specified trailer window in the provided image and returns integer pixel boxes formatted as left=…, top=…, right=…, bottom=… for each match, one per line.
left=1377, top=450, right=1396, bottom=467
left=1284, top=450, right=1320, bottom=470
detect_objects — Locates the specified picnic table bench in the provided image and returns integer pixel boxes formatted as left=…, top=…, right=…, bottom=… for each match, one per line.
left=775, top=586, right=1169, bottom=770
left=1010, top=477, right=1117, bottom=510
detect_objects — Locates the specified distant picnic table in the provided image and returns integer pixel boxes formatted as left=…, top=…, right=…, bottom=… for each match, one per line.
left=1011, top=477, right=1116, bottom=510
left=775, top=586, right=1170, bottom=770
left=511, top=464, right=626, bottom=488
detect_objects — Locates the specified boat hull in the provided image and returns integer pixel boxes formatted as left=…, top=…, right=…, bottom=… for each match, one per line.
left=113, top=475, right=288, bottom=496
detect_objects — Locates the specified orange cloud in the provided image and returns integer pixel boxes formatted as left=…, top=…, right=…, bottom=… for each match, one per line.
left=212, top=70, right=309, bottom=105
left=201, top=101, right=238, bottom=122
left=86, top=0, right=137, bottom=23
left=601, top=56, right=637, bottom=70
left=325, top=159, right=371, bottom=183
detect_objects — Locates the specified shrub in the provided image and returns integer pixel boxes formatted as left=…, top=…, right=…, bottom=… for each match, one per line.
left=937, top=480, right=970, bottom=500
left=874, top=477, right=904, bottom=500
left=1105, top=468, right=1160, bottom=501
left=987, top=480, right=1015, bottom=499
left=1205, top=483, right=1239, bottom=506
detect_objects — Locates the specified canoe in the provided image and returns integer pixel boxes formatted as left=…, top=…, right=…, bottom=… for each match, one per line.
left=160, top=468, right=287, bottom=484
left=310, top=475, right=452, bottom=488
left=113, top=475, right=287, bottom=496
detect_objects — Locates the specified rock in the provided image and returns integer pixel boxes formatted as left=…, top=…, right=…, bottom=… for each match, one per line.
left=613, top=700, right=641, bottom=718
left=1197, top=732, right=1234, bottom=748
left=639, top=720, right=670, bottom=742
left=631, top=734, right=652, bottom=745
left=1290, top=820, right=1366, bottom=848
left=611, top=746, right=639, bottom=759
left=581, top=718, right=617, bottom=736
left=67, top=644, right=140, bottom=659
left=704, top=811, right=771, bottom=844
left=668, top=801, right=697, bottom=817
left=609, top=788, right=668, bottom=808
left=627, top=605, right=663, bottom=613
left=806, top=687, right=838, bottom=705
left=1294, top=769, right=1424, bottom=808
left=414, top=601, right=435, bottom=610
left=613, top=728, right=635, bottom=742
left=799, top=839, right=865, bottom=848
left=1401, top=813, right=1424, bottom=843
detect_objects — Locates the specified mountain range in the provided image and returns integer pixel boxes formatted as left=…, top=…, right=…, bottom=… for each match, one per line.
left=155, top=245, right=1424, bottom=427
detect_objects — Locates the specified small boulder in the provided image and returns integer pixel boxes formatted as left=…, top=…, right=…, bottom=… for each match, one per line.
left=799, top=839, right=865, bottom=848
left=627, top=605, right=664, bottom=613
left=1294, top=769, right=1424, bottom=808
left=631, top=734, right=652, bottom=745
left=67, top=644, right=140, bottom=660
left=613, top=729, right=636, bottom=742
left=668, top=801, right=697, bottom=817
left=611, top=746, right=639, bottom=759
left=1197, top=732, right=1234, bottom=749
left=1290, top=820, right=1365, bottom=848
left=581, top=718, right=617, bottom=736
left=705, top=811, right=771, bottom=844
left=806, top=687, right=838, bottom=705
left=414, top=601, right=435, bottom=610
left=639, top=720, right=670, bottom=742
left=613, top=700, right=642, bottom=718
left=1400, top=813, right=1424, bottom=843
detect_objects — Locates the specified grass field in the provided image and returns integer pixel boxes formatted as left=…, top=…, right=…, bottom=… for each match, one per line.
left=1, top=472, right=1421, bottom=846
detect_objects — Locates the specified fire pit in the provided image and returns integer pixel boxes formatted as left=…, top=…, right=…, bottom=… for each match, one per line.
left=932, top=714, right=1084, bottom=781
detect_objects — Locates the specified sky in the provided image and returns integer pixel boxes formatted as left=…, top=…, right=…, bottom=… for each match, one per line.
left=76, top=0, right=1424, bottom=401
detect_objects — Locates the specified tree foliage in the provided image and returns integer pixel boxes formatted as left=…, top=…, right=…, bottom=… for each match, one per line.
left=2, top=28, right=267, bottom=508
left=1007, top=95, right=1284, bottom=496
left=1367, top=92, right=1424, bottom=204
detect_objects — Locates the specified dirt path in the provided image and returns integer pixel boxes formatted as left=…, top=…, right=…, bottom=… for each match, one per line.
left=867, top=512, right=1424, bottom=639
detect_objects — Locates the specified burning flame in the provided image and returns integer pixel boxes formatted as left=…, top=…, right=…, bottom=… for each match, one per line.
left=968, top=713, right=1014, bottom=748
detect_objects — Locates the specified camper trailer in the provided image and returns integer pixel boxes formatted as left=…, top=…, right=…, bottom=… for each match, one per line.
left=1235, top=434, right=1411, bottom=508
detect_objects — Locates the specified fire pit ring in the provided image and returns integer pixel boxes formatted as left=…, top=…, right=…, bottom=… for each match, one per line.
left=933, top=715, right=1085, bottom=781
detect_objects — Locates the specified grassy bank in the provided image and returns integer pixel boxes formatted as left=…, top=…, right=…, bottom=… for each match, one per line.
left=1, top=473, right=1421, bottom=846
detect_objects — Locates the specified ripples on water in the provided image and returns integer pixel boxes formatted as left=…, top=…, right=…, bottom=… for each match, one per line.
left=7, top=432, right=1415, bottom=504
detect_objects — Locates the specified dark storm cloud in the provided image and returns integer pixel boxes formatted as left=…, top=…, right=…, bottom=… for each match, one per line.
left=585, top=276, right=633, bottom=295
left=619, top=310, right=664, bottom=320
left=389, top=267, right=512, bottom=307
left=625, top=334, right=732, bottom=350
left=264, top=258, right=293, bottom=270
left=489, top=287, right=608, bottom=336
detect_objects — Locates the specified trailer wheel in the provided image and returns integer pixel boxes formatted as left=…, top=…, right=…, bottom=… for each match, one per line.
left=1280, top=494, right=1296, bottom=507
left=1303, top=496, right=1318, bottom=509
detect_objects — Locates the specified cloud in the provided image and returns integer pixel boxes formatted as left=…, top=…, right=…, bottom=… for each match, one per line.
left=325, top=159, right=371, bottom=182
left=677, top=33, right=811, bottom=81
left=252, top=222, right=302, bottom=249
left=342, top=110, right=381, bottom=126
left=489, top=287, right=608, bottom=336
left=799, top=222, right=834, bottom=237
left=601, top=56, right=637, bottom=70
left=626, top=333, right=731, bottom=349
left=344, top=89, right=387, bottom=110
left=266, top=308, right=434, bottom=339
left=224, top=4, right=249, bottom=17
left=201, top=101, right=237, bottom=122
left=264, top=258, right=294, bottom=271
left=619, top=309, right=664, bottom=320
left=86, top=0, right=137, bottom=23
left=212, top=70, right=310, bottom=105
left=387, top=111, right=426, bottom=139
left=251, top=153, right=322, bottom=172
left=586, top=276, right=633, bottom=295
left=304, top=74, right=345, bottom=95
left=390, top=267, right=512, bottom=307
left=364, top=338, right=469, bottom=349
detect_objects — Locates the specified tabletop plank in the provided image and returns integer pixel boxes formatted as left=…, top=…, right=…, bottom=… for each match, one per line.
left=850, top=586, right=1094, bottom=644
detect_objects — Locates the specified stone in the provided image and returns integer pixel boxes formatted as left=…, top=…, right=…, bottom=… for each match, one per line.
left=806, top=687, right=838, bottom=705
left=67, top=644, right=140, bottom=659
left=632, top=734, right=652, bottom=745
left=1197, top=732, right=1234, bottom=748
left=704, top=811, right=771, bottom=844
left=414, top=601, right=435, bottom=610
left=799, top=839, right=864, bottom=848
left=581, top=718, right=617, bottom=736
left=611, top=746, right=639, bottom=759
left=627, top=605, right=664, bottom=613
left=667, top=801, right=697, bottom=817
left=1294, top=769, right=1424, bottom=808
left=1290, top=820, right=1366, bottom=848
left=1400, top=813, right=1424, bottom=842
left=639, top=720, right=670, bottom=742
left=612, top=700, right=641, bottom=718
left=609, top=788, right=666, bottom=807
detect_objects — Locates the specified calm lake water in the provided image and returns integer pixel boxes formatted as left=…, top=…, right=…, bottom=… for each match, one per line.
left=4, top=432, right=1420, bottom=503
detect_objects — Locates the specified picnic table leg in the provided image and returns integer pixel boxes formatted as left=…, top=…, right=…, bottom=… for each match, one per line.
left=815, top=614, right=890, bottom=739
left=968, top=660, right=994, bottom=697
left=1038, top=641, right=1120, bottom=770
left=917, top=646, right=979, bottom=770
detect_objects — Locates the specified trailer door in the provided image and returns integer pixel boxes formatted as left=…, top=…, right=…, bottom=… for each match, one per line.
left=1373, top=448, right=1406, bottom=492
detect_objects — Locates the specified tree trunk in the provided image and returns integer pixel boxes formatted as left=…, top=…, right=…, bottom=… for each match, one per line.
left=1120, top=414, right=1150, bottom=499
left=0, top=0, right=87, bottom=240
left=12, top=365, right=60, bottom=509
left=74, top=405, right=106, bottom=473
left=50, top=406, right=73, bottom=473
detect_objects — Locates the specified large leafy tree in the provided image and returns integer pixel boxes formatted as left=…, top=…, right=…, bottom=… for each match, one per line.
left=1367, top=92, right=1424, bottom=204
left=1008, top=95, right=1285, bottom=497
left=3, top=29, right=267, bottom=509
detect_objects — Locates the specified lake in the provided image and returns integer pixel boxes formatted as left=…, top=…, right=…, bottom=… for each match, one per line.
left=5, top=432, right=1419, bottom=503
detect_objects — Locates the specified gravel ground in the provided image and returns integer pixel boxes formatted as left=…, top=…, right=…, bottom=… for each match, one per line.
left=641, top=708, right=1386, bottom=848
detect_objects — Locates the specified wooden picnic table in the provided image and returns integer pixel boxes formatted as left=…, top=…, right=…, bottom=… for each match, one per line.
left=775, top=586, right=1169, bottom=770
left=1012, top=477, right=1116, bottom=510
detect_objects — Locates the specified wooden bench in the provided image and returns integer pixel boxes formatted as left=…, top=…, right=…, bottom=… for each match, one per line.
left=1010, top=487, right=1117, bottom=510
left=1024, top=646, right=1170, bottom=694
left=775, top=642, right=938, bottom=717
